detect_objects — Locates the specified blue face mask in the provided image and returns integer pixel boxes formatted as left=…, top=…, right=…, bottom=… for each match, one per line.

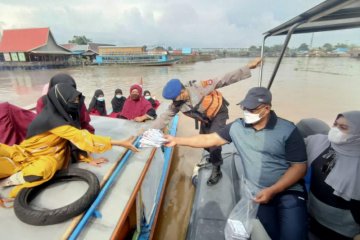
left=97, top=97, right=105, bottom=102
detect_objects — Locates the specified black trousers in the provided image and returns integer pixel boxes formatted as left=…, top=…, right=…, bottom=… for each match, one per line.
left=199, top=103, right=228, bottom=166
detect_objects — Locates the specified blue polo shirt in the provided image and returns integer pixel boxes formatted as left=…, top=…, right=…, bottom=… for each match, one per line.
left=217, top=111, right=307, bottom=192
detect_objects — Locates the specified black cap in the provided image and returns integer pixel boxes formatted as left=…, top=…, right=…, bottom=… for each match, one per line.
left=238, top=87, right=272, bottom=109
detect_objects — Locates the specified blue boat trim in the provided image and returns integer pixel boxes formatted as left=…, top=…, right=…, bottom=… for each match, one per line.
left=69, top=136, right=142, bottom=240
left=139, top=114, right=179, bottom=239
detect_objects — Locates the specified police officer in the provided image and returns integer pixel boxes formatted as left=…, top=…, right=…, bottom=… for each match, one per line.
left=152, top=57, right=262, bottom=185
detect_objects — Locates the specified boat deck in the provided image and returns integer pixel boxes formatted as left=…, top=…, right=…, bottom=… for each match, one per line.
left=186, top=144, right=271, bottom=240
left=0, top=114, right=170, bottom=239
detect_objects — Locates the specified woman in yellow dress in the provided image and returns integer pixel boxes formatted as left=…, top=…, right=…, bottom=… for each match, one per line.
left=0, top=83, right=138, bottom=198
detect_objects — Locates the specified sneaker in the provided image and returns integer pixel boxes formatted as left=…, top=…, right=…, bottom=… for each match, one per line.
left=207, top=166, right=222, bottom=186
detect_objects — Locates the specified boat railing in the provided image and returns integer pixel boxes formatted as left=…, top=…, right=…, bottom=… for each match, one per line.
left=67, top=115, right=179, bottom=239
left=100, top=52, right=167, bottom=56
left=68, top=136, right=142, bottom=240
left=139, top=115, right=179, bottom=239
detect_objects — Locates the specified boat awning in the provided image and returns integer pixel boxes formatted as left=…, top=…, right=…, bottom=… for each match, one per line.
left=264, top=0, right=360, bottom=36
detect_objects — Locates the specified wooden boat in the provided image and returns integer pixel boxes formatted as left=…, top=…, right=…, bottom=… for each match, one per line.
left=95, top=51, right=181, bottom=66
left=0, top=104, right=179, bottom=240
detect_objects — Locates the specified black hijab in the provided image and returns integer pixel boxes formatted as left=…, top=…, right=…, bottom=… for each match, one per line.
left=111, top=89, right=126, bottom=113
left=143, top=90, right=156, bottom=108
left=49, top=73, right=77, bottom=90
left=88, top=89, right=106, bottom=116
left=42, top=73, right=77, bottom=105
left=27, top=83, right=82, bottom=138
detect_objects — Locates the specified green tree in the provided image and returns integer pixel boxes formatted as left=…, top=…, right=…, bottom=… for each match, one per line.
left=271, top=44, right=288, bottom=52
left=249, top=45, right=259, bottom=52
left=154, top=46, right=166, bottom=51
left=322, top=43, right=333, bottom=52
left=263, top=46, right=271, bottom=53
left=298, top=43, right=309, bottom=51
left=68, top=35, right=92, bottom=44
left=334, top=43, right=348, bottom=49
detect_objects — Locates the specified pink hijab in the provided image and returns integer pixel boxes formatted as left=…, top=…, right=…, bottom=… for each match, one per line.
left=120, top=84, right=153, bottom=120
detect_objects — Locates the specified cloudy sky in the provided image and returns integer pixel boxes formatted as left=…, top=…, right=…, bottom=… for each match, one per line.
left=0, top=0, right=359, bottom=48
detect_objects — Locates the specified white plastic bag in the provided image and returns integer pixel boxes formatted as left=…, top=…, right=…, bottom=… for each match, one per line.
left=225, top=177, right=260, bottom=240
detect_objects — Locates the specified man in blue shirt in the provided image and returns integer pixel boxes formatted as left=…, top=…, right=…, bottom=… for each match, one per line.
left=164, top=87, right=308, bottom=240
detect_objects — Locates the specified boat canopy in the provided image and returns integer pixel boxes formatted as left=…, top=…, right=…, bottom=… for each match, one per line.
left=260, top=0, right=360, bottom=88
left=264, top=0, right=360, bottom=37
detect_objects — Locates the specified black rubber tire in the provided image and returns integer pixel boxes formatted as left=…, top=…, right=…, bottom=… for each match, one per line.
left=14, top=168, right=100, bottom=226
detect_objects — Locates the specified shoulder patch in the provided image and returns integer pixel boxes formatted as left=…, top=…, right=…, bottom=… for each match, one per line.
left=200, top=79, right=213, bottom=87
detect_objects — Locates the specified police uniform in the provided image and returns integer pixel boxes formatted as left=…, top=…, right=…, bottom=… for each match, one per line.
left=152, top=66, right=252, bottom=184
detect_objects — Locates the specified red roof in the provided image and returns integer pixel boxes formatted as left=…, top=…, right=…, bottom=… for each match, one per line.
left=0, top=28, right=50, bottom=52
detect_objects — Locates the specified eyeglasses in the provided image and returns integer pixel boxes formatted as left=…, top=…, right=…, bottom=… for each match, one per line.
left=241, top=105, right=265, bottom=113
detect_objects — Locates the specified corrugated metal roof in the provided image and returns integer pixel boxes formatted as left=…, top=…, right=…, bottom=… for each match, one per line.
left=60, top=43, right=77, bottom=50
left=0, top=27, right=50, bottom=52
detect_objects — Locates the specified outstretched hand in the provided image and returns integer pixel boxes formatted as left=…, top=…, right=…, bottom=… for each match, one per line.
left=123, top=136, right=140, bottom=152
left=247, top=57, right=262, bottom=69
left=134, top=115, right=148, bottom=122
left=163, top=135, right=176, bottom=147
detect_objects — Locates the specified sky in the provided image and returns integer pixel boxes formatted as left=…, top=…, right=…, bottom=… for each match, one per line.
left=0, top=0, right=359, bottom=49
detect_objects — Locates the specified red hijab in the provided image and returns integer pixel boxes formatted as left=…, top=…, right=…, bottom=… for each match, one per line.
left=120, top=84, right=153, bottom=120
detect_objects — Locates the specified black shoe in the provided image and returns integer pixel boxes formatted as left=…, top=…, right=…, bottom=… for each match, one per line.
left=207, top=166, right=222, bottom=186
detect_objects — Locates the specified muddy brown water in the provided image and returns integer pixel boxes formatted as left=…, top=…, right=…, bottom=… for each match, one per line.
left=0, top=57, right=359, bottom=239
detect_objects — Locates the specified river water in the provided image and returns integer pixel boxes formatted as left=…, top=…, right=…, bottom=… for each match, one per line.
left=0, top=57, right=359, bottom=239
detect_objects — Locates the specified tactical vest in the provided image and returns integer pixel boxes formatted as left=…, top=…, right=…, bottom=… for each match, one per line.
left=183, top=90, right=224, bottom=123
left=200, top=90, right=223, bottom=119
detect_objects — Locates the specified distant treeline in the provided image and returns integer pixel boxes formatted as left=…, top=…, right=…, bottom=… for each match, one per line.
left=249, top=42, right=359, bottom=53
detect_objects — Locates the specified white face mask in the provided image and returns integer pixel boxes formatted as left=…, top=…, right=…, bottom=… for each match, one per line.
left=328, top=127, right=348, bottom=144
left=243, top=110, right=262, bottom=124
left=115, top=94, right=122, bottom=99
left=97, top=97, right=105, bottom=102
left=145, top=96, right=151, bottom=100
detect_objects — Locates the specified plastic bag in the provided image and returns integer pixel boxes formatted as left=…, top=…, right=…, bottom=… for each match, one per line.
left=225, top=177, right=260, bottom=240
